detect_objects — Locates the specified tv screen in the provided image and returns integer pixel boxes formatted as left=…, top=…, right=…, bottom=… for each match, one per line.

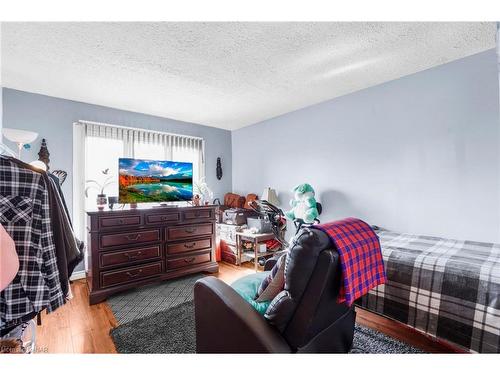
left=119, top=158, right=193, bottom=203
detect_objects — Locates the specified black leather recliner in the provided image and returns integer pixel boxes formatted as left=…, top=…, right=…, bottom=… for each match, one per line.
left=194, top=227, right=356, bottom=353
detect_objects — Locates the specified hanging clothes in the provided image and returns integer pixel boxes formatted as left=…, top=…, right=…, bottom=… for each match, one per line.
left=48, top=173, right=71, bottom=224
left=0, top=156, right=65, bottom=331
left=46, top=175, right=84, bottom=280
left=0, top=224, right=19, bottom=291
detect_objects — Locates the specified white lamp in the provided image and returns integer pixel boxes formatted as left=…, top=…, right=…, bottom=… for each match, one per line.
left=2, top=128, right=39, bottom=159
left=262, top=187, right=280, bottom=206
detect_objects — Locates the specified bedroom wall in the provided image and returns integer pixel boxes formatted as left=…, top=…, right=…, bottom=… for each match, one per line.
left=2, top=88, right=233, bottom=210
left=2, top=88, right=233, bottom=272
left=0, top=86, right=3, bottom=137
left=232, top=49, right=500, bottom=243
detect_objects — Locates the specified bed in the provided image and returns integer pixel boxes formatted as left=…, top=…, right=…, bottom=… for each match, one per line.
left=357, top=229, right=500, bottom=353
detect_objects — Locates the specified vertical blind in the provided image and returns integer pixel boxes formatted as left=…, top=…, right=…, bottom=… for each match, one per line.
left=83, top=121, right=205, bottom=163
left=72, top=120, right=205, bottom=247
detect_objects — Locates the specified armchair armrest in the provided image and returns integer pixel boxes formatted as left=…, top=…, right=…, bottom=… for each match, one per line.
left=194, top=277, right=291, bottom=353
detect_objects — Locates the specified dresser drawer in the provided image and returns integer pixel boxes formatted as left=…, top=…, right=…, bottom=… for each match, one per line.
left=100, top=261, right=162, bottom=288
left=145, top=212, right=180, bottom=225
left=167, top=252, right=211, bottom=270
left=167, top=238, right=212, bottom=255
left=183, top=208, right=213, bottom=221
left=99, top=215, right=141, bottom=229
left=100, top=229, right=160, bottom=249
left=167, top=224, right=213, bottom=240
left=99, top=245, right=161, bottom=268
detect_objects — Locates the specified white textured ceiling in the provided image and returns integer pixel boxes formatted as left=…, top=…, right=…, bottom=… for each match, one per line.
left=1, top=22, right=496, bottom=130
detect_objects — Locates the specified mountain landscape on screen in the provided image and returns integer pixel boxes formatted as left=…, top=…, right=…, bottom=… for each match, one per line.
left=119, top=158, right=193, bottom=203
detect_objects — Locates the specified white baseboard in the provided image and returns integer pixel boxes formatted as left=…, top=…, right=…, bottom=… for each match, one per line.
left=70, top=270, right=86, bottom=281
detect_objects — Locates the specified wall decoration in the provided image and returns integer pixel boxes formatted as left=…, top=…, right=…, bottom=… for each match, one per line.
left=38, top=138, right=50, bottom=170
left=216, top=157, right=223, bottom=180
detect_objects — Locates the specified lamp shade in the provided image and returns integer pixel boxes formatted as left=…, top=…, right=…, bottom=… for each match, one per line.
left=29, top=160, right=48, bottom=171
left=2, top=128, right=39, bottom=144
left=262, top=187, right=280, bottom=206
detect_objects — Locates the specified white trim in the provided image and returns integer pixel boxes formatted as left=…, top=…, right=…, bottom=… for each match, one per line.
left=72, top=123, right=88, bottom=272
left=497, top=22, right=500, bottom=241
left=70, top=270, right=86, bottom=281
left=72, top=123, right=86, bottom=238
left=76, top=119, right=203, bottom=141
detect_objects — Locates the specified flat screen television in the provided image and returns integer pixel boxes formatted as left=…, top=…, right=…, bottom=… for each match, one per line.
left=118, top=158, right=193, bottom=204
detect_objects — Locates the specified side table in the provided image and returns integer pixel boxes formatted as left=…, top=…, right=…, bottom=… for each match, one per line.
left=235, top=232, right=281, bottom=271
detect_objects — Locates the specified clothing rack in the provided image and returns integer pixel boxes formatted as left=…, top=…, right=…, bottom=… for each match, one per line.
left=0, top=154, right=84, bottom=353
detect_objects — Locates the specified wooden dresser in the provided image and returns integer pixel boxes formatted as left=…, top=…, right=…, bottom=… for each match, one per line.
left=86, top=206, right=218, bottom=304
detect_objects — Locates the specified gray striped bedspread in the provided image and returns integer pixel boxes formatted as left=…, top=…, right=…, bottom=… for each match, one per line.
left=357, top=229, right=500, bottom=353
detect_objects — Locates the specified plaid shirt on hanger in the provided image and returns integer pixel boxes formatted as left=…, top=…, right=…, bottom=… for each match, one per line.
left=0, top=156, right=65, bottom=329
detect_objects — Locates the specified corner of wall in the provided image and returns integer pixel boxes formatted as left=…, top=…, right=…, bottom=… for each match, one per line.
left=230, top=130, right=236, bottom=193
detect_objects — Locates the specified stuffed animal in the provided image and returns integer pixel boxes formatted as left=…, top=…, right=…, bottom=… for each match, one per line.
left=285, top=183, right=320, bottom=224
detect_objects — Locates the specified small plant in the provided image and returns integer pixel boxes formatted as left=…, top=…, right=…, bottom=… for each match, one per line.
left=85, top=168, right=116, bottom=197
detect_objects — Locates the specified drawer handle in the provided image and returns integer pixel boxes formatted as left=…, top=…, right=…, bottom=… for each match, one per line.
left=161, top=216, right=170, bottom=221
left=184, top=257, right=196, bottom=263
left=126, top=234, right=142, bottom=241
left=184, top=242, right=196, bottom=249
left=184, top=228, right=197, bottom=234
left=118, top=219, right=125, bottom=225
left=125, top=251, right=143, bottom=260
left=126, top=269, right=143, bottom=278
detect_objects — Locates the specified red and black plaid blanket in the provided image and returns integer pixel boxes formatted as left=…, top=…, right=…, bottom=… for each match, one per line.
left=314, top=218, right=386, bottom=306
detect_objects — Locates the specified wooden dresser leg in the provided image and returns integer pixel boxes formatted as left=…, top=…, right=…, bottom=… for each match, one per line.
left=89, top=291, right=108, bottom=305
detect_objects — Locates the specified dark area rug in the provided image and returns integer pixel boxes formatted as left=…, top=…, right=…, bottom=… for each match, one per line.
left=110, top=300, right=424, bottom=354
left=111, top=300, right=196, bottom=353
left=351, top=324, right=423, bottom=354
left=108, top=273, right=205, bottom=324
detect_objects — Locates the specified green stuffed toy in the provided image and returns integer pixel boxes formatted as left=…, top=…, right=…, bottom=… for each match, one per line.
left=285, top=183, right=320, bottom=224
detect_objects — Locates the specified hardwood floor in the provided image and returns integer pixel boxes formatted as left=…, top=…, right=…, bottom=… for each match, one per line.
left=34, top=262, right=253, bottom=354
left=32, top=262, right=459, bottom=354
left=355, top=308, right=465, bottom=353
left=35, top=277, right=118, bottom=353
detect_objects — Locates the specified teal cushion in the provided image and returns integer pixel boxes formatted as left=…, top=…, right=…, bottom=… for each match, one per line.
left=231, top=272, right=271, bottom=315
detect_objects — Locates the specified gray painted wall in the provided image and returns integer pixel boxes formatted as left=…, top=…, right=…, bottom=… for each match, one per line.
left=2, top=88, right=233, bottom=271
left=2, top=88, right=232, bottom=212
left=232, top=49, right=500, bottom=243
left=0, top=86, right=3, bottom=137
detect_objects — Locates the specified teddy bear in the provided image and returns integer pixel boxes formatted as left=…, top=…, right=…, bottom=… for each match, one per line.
left=285, top=183, right=320, bottom=224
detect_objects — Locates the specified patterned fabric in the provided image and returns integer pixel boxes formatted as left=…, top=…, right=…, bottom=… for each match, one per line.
left=0, top=156, right=64, bottom=329
left=0, top=196, right=33, bottom=224
left=108, top=274, right=205, bottom=324
left=255, top=254, right=286, bottom=302
left=357, top=229, right=500, bottom=353
left=313, top=218, right=386, bottom=306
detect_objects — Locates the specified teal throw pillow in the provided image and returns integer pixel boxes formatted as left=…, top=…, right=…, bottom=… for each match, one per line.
left=231, top=272, right=271, bottom=315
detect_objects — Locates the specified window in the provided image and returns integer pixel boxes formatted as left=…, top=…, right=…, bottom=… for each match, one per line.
left=73, top=121, right=205, bottom=240
left=134, top=141, right=164, bottom=160
left=171, top=144, right=200, bottom=186
left=133, top=140, right=200, bottom=187
left=84, top=137, right=123, bottom=210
